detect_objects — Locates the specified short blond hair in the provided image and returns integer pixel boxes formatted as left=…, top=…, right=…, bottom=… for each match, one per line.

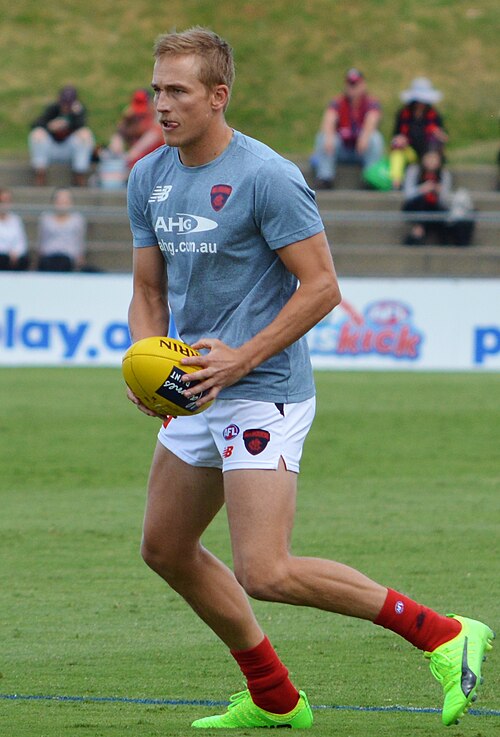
left=154, top=27, right=235, bottom=101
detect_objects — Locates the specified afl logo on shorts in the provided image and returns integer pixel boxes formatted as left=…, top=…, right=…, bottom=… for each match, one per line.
left=243, top=429, right=270, bottom=455
left=223, top=424, right=240, bottom=441
left=211, top=184, right=232, bottom=212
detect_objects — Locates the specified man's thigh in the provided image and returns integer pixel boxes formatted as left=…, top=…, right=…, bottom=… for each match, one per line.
left=223, top=459, right=298, bottom=573
left=336, top=141, right=362, bottom=165
left=153, top=397, right=314, bottom=556
left=144, top=441, right=224, bottom=552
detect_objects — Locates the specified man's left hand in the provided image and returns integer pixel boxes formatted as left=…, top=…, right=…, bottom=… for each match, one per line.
left=179, top=338, right=252, bottom=407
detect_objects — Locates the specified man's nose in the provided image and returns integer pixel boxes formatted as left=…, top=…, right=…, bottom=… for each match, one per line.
left=155, top=91, right=171, bottom=112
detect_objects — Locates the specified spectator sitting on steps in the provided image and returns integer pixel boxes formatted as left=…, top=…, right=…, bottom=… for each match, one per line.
left=107, top=88, right=164, bottom=169
left=390, top=78, right=448, bottom=190
left=312, top=68, right=384, bottom=190
left=0, top=188, right=29, bottom=271
left=37, top=188, right=87, bottom=271
left=402, top=148, right=452, bottom=246
left=29, top=86, right=95, bottom=187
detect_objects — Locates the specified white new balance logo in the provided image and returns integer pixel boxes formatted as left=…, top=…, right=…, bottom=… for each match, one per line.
left=148, top=185, right=173, bottom=203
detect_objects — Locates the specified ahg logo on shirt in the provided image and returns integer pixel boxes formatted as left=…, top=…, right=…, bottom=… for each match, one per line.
left=154, top=214, right=218, bottom=235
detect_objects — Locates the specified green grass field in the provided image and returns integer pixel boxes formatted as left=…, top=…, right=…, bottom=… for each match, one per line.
left=1, top=1, right=499, bottom=160
left=1, top=368, right=498, bottom=737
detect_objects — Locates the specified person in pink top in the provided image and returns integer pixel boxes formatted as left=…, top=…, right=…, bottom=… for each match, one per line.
left=312, top=68, right=384, bottom=189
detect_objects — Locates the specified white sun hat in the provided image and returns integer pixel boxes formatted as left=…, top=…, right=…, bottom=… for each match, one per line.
left=401, top=77, right=443, bottom=104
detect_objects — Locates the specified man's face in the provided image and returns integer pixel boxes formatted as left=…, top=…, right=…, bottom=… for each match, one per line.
left=345, top=77, right=366, bottom=100
left=152, top=54, right=216, bottom=150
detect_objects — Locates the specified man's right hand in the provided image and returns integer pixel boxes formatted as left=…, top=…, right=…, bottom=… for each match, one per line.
left=47, top=117, right=69, bottom=132
left=323, top=134, right=335, bottom=156
left=126, top=385, right=174, bottom=419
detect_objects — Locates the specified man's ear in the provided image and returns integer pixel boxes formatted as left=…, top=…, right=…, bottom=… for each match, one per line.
left=211, top=84, right=230, bottom=111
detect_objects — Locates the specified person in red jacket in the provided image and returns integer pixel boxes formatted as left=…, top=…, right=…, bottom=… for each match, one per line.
left=108, top=88, right=164, bottom=168
left=312, top=68, right=384, bottom=189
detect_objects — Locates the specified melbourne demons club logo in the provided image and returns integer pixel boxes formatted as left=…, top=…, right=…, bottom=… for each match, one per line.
left=243, top=429, right=270, bottom=455
left=211, top=184, right=232, bottom=212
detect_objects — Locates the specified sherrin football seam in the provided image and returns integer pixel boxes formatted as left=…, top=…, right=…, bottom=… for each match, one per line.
left=123, top=356, right=154, bottom=403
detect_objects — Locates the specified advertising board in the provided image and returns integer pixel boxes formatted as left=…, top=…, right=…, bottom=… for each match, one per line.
left=0, top=274, right=498, bottom=370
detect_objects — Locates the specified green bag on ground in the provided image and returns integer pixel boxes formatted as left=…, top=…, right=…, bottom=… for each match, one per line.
left=362, top=156, right=392, bottom=191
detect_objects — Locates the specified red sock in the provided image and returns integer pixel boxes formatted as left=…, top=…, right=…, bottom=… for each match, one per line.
left=231, top=636, right=299, bottom=714
left=374, top=588, right=461, bottom=651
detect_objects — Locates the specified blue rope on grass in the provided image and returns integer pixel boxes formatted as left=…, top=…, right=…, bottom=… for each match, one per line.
left=1, top=693, right=499, bottom=717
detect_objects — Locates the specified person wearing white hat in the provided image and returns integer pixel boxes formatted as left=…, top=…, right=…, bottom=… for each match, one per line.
left=389, top=77, right=448, bottom=189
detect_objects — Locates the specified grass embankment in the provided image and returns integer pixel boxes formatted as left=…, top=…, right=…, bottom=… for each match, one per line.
left=1, top=1, right=499, bottom=162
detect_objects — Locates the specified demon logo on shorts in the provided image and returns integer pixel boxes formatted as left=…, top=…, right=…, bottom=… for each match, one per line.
left=210, top=184, right=232, bottom=212
left=243, top=429, right=271, bottom=455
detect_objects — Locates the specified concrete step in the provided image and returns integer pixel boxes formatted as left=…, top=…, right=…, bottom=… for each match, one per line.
left=316, top=189, right=500, bottom=211
left=323, top=218, right=498, bottom=248
left=22, top=217, right=132, bottom=244
left=6, top=159, right=499, bottom=277
left=23, top=239, right=499, bottom=277
left=26, top=240, right=132, bottom=274
left=332, top=244, right=500, bottom=277
left=0, top=160, right=97, bottom=188
left=8, top=185, right=126, bottom=207
left=18, top=206, right=499, bottom=249
left=296, top=159, right=499, bottom=192
left=84, top=241, right=132, bottom=273
left=11, top=187, right=500, bottom=221
left=448, top=165, right=499, bottom=192
left=1, top=157, right=499, bottom=192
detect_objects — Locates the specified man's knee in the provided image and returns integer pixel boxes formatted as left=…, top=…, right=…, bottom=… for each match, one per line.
left=73, top=127, right=94, bottom=146
left=29, top=127, right=50, bottom=144
left=141, top=537, right=173, bottom=572
left=234, top=558, right=288, bottom=602
left=140, top=535, right=196, bottom=583
left=368, top=130, right=384, bottom=155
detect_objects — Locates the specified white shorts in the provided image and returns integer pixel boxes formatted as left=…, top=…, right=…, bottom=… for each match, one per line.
left=157, top=397, right=316, bottom=473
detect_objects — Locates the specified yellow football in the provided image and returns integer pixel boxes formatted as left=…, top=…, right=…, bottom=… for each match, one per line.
left=122, top=336, right=212, bottom=416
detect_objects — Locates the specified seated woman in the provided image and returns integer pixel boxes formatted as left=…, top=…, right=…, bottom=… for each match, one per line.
left=402, top=149, right=452, bottom=246
left=0, top=188, right=29, bottom=270
left=37, top=188, right=87, bottom=271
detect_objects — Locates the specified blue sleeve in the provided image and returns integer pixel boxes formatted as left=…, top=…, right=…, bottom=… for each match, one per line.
left=127, top=165, right=158, bottom=247
left=254, top=159, right=324, bottom=250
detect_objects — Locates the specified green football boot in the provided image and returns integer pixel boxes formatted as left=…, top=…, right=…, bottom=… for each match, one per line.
left=191, top=689, right=313, bottom=729
left=424, top=614, right=495, bottom=725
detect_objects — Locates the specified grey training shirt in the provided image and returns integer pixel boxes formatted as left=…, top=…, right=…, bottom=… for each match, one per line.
left=127, top=129, right=325, bottom=403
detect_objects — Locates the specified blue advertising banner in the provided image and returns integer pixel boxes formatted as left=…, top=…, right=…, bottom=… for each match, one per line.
left=0, top=274, right=498, bottom=370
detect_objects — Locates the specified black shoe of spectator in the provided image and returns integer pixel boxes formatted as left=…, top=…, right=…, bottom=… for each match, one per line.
left=314, top=178, right=334, bottom=191
left=403, top=233, right=425, bottom=246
